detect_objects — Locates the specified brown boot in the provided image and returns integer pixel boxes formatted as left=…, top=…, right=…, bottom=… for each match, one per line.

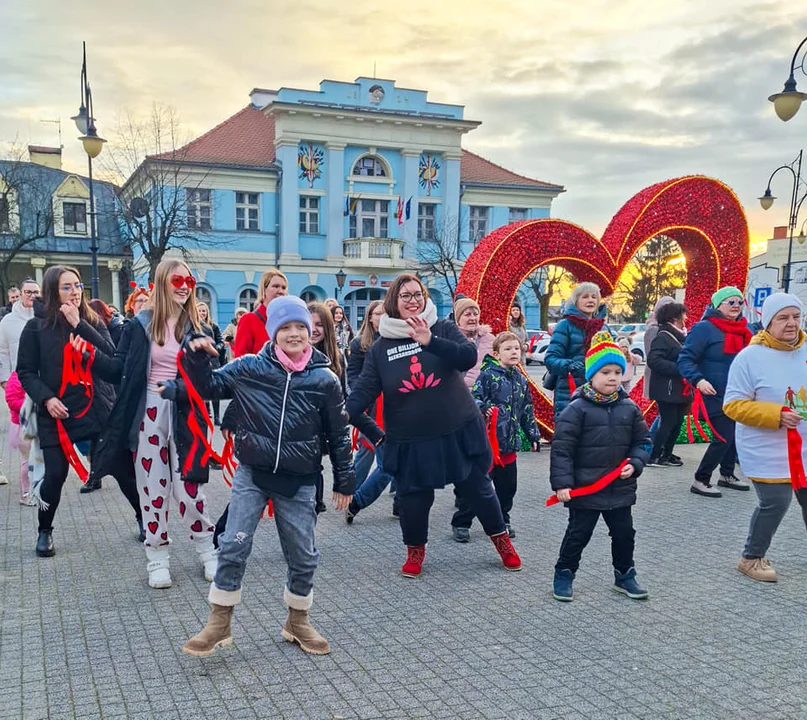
left=282, top=608, right=331, bottom=655
left=182, top=604, right=234, bottom=657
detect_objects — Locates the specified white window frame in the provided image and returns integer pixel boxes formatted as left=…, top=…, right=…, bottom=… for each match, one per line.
left=236, top=191, right=260, bottom=231
left=63, top=201, right=88, bottom=235
left=469, top=206, right=489, bottom=243
left=299, top=196, right=320, bottom=234
left=237, top=286, right=258, bottom=310
left=349, top=199, right=389, bottom=239
left=187, top=188, right=212, bottom=230
left=0, top=194, right=10, bottom=233
left=352, top=155, right=388, bottom=178
left=509, top=207, right=528, bottom=223
left=418, top=203, right=436, bottom=241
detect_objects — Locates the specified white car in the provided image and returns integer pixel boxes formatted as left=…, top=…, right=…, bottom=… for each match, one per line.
left=618, top=323, right=647, bottom=339
left=525, top=329, right=550, bottom=365
left=628, top=331, right=647, bottom=361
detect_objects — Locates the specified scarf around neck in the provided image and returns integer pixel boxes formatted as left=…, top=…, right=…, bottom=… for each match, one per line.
left=566, top=313, right=605, bottom=348
left=274, top=343, right=312, bottom=373
left=581, top=382, right=620, bottom=405
left=750, top=328, right=807, bottom=351
left=707, top=315, right=752, bottom=354
left=379, top=299, right=438, bottom=340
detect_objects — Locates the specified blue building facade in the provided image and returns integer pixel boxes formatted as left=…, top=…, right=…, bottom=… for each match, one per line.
left=126, top=78, right=564, bottom=328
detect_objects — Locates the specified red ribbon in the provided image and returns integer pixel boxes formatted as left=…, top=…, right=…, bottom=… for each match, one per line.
left=567, top=373, right=577, bottom=395
left=784, top=407, right=807, bottom=491
left=687, top=389, right=726, bottom=444
left=56, top=342, right=96, bottom=482
left=546, top=459, right=630, bottom=507
left=175, top=350, right=223, bottom=475
left=220, top=434, right=273, bottom=517
left=487, top=406, right=503, bottom=471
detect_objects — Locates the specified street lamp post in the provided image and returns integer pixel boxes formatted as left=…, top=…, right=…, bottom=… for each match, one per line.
left=71, top=42, right=106, bottom=298
left=769, top=36, right=807, bottom=122
left=334, top=269, right=347, bottom=300
left=759, top=150, right=807, bottom=293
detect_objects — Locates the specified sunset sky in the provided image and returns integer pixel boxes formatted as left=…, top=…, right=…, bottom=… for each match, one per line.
left=2, top=0, right=806, bottom=253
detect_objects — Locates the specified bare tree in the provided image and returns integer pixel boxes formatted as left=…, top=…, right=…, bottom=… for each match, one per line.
left=416, top=214, right=464, bottom=297
left=525, top=264, right=572, bottom=328
left=0, top=143, right=54, bottom=297
left=100, top=104, right=219, bottom=282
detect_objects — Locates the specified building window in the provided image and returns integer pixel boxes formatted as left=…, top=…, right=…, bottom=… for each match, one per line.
left=418, top=203, right=436, bottom=241
left=299, top=196, right=320, bottom=234
left=509, top=207, right=528, bottom=223
left=0, top=196, right=9, bottom=233
left=195, top=286, right=212, bottom=307
left=352, top=156, right=387, bottom=177
left=236, top=192, right=259, bottom=231
left=63, top=202, right=87, bottom=234
left=349, top=199, right=389, bottom=239
left=187, top=189, right=212, bottom=230
left=469, top=206, right=489, bottom=243
left=238, top=287, right=258, bottom=310
left=300, top=290, right=318, bottom=303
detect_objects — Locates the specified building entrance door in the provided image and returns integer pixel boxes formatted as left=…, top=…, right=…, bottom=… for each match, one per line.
left=342, top=288, right=385, bottom=328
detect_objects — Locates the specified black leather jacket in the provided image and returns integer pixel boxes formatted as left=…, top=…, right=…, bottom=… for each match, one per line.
left=165, top=343, right=357, bottom=495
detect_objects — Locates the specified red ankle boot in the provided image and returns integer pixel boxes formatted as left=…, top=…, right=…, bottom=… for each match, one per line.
left=490, top=531, right=522, bottom=571
left=401, top=545, right=426, bottom=577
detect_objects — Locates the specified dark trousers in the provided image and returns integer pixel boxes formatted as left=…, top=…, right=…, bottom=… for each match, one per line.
left=452, top=460, right=518, bottom=527
left=651, top=401, right=688, bottom=460
left=206, top=401, right=221, bottom=423
left=694, top=409, right=737, bottom=483
left=39, top=442, right=141, bottom=532
left=399, top=465, right=505, bottom=546
left=555, top=506, right=635, bottom=574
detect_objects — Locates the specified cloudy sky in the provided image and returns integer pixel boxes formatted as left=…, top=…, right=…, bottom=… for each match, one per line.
left=2, top=0, right=806, bottom=251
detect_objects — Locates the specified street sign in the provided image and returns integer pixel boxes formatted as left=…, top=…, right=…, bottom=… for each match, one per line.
left=753, top=287, right=772, bottom=308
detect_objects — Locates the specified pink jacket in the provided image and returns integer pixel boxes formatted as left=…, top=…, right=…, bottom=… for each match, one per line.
left=463, top=331, right=495, bottom=390
left=5, top=371, right=25, bottom=424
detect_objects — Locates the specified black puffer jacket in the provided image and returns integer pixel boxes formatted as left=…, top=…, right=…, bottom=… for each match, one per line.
left=16, top=305, right=116, bottom=449
left=89, top=311, right=211, bottom=484
left=172, top=342, right=359, bottom=495
left=550, top=387, right=650, bottom=511
left=647, top=324, right=690, bottom=404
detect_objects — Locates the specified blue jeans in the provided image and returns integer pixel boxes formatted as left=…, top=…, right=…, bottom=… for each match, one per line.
left=353, top=443, right=394, bottom=510
left=214, top=465, right=319, bottom=601
left=354, top=442, right=375, bottom=487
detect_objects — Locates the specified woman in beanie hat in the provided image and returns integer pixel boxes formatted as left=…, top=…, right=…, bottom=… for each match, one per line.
left=724, top=293, right=807, bottom=583
left=550, top=332, right=650, bottom=602
left=677, top=286, right=751, bottom=497
left=454, top=297, right=495, bottom=389
left=173, top=294, right=360, bottom=656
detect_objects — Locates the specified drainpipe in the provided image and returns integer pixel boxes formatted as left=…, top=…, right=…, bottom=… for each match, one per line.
left=456, top=182, right=466, bottom=260
left=274, top=161, right=282, bottom=269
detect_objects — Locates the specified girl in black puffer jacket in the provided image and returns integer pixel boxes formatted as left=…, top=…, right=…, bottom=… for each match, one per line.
left=176, top=296, right=365, bottom=658
left=550, top=332, right=650, bottom=603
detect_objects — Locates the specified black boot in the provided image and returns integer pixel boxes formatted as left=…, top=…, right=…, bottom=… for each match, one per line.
left=137, top=518, right=146, bottom=543
left=80, top=476, right=102, bottom=494
left=36, top=530, right=55, bottom=557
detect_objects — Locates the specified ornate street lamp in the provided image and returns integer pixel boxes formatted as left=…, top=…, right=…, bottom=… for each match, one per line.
left=335, top=269, right=347, bottom=299
left=72, top=42, right=106, bottom=298
left=759, top=150, right=806, bottom=292
left=769, top=36, right=807, bottom=122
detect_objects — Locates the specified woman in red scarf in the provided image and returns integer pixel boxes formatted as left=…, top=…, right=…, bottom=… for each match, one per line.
left=678, top=286, right=752, bottom=497
left=233, top=269, right=287, bottom=357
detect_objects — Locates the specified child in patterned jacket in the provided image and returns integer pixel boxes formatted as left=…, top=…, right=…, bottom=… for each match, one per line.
left=451, top=331, right=540, bottom=541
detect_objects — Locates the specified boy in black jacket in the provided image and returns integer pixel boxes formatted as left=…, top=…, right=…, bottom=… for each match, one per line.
left=550, top=332, right=650, bottom=602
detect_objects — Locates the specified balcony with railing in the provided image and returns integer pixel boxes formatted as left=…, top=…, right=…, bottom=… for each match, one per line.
left=342, top=237, right=407, bottom=267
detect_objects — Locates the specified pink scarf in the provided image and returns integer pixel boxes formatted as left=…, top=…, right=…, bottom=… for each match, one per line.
left=274, top=344, right=312, bottom=373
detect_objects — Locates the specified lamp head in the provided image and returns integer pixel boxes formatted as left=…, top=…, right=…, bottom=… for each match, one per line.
left=759, top=189, right=776, bottom=211
left=769, top=76, right=807, bottom=122
left=335, top=269, right=347, bottom=289
left=799, top=230, right=807, bottom=245
left=71, top=105, right=89, bottom=135
left=80, top=122, right=106, bottom=159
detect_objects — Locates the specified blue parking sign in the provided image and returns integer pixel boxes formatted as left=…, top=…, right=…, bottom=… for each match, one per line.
left=753, top=287, right=772, bottom=308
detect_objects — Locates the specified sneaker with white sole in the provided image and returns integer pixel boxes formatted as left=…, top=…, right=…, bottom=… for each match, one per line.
left=718, top=474, right=750, bottom=491
left=737, top=556, right=777, bottom=582
left=145, top=547, right=172, bottom=589
left=690, top=480, right=722, bottom=497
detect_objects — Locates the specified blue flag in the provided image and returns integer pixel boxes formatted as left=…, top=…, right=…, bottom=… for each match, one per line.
left=405, top=196, right=412, bottom=220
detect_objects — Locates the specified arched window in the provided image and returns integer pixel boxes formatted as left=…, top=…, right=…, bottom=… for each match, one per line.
left=195, top=286, right=212, bottom=306
left=238, top=287, right=258, bottom=309
left=300, top=290, right=318, bottom=303
left=352, top=155, right=387, bottom=177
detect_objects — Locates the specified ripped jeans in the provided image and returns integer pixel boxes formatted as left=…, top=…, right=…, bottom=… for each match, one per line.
left=214, top=464, right=319, bottom=602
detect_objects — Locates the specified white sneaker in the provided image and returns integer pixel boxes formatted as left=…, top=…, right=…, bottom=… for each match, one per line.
left=718, top=474, right=750, bottom=491
left=145, top=547, right=172, bottom=589
left=690, top=480, right=722, bottom=497
left=0, top=474, right=9, bottom=485
left=194, top=537, right=218, bottom=582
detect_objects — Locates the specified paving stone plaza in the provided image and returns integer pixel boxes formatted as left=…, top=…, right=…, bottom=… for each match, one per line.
left=2, top=403, right=807, bottom=720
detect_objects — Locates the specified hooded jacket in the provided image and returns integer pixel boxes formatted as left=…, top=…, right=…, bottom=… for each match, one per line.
left=472, top=355, right=539, bottom=453
left=647, top=323, right=690, bottom=404
left=550, top=387, right=649, bottom=510
left=0, top=299, right=35, bottom=382
left=173, top=342, right=356, bottom=496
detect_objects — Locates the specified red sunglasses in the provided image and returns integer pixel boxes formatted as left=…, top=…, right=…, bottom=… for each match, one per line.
left=170, top=274, right=196, bottom=289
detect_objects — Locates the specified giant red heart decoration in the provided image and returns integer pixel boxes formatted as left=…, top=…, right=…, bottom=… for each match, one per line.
left=456, top=176, right=750, bottom=438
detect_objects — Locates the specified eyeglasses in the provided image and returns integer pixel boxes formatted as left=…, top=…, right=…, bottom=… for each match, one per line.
left=722, top=299, right=743, bottom=307
left=170, top=274, right=197, bottom=289
left=22, top=290, right=40, bottom=297
left=399, top=292, right=424, bottom=303
left=60, top=283, right=84, bottom=293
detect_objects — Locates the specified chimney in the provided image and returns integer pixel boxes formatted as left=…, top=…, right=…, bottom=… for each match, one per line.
left=250, top=88, right=278, bottom=109
left=773, top=226, right=788, bottom=240
left=28, top=145, right=62, bottom=170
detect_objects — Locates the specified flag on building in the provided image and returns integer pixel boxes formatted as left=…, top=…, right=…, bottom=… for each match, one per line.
left=405, top=196, right=412, bottom=221
left=344, top=196, right=360, bottom=216
left=396, top=197, right=404, bottom=225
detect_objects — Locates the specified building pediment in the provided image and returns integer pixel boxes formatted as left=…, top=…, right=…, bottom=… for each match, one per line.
left=53, top=174, right=90, bottom=199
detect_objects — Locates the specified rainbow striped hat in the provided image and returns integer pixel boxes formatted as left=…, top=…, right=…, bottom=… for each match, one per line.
left=585, top=331, right=626, bottom=381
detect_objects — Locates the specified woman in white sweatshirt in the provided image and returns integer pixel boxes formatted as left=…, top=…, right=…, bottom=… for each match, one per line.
left=724, top=293, right=807, bottom=583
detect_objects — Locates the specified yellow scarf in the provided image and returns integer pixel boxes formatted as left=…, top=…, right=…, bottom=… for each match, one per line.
left=750, top=329, right=807, bottom=350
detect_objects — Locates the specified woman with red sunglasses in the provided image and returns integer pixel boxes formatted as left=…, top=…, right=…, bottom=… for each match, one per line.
left=86, top=259, right=218, bottom=589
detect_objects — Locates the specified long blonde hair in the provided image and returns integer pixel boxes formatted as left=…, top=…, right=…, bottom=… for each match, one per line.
left=359, top=299, right=384, bottom=352
left=147, top=259, right=201, bottom=346
left=308, top=302, right=342, bottom=378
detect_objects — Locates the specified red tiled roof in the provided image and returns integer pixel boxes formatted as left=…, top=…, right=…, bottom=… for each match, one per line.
left=150, top=106, right=276, bottom=168
left=460, top=149, right=563, bottom=190
left=149, top=105, right=562, bottom=191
